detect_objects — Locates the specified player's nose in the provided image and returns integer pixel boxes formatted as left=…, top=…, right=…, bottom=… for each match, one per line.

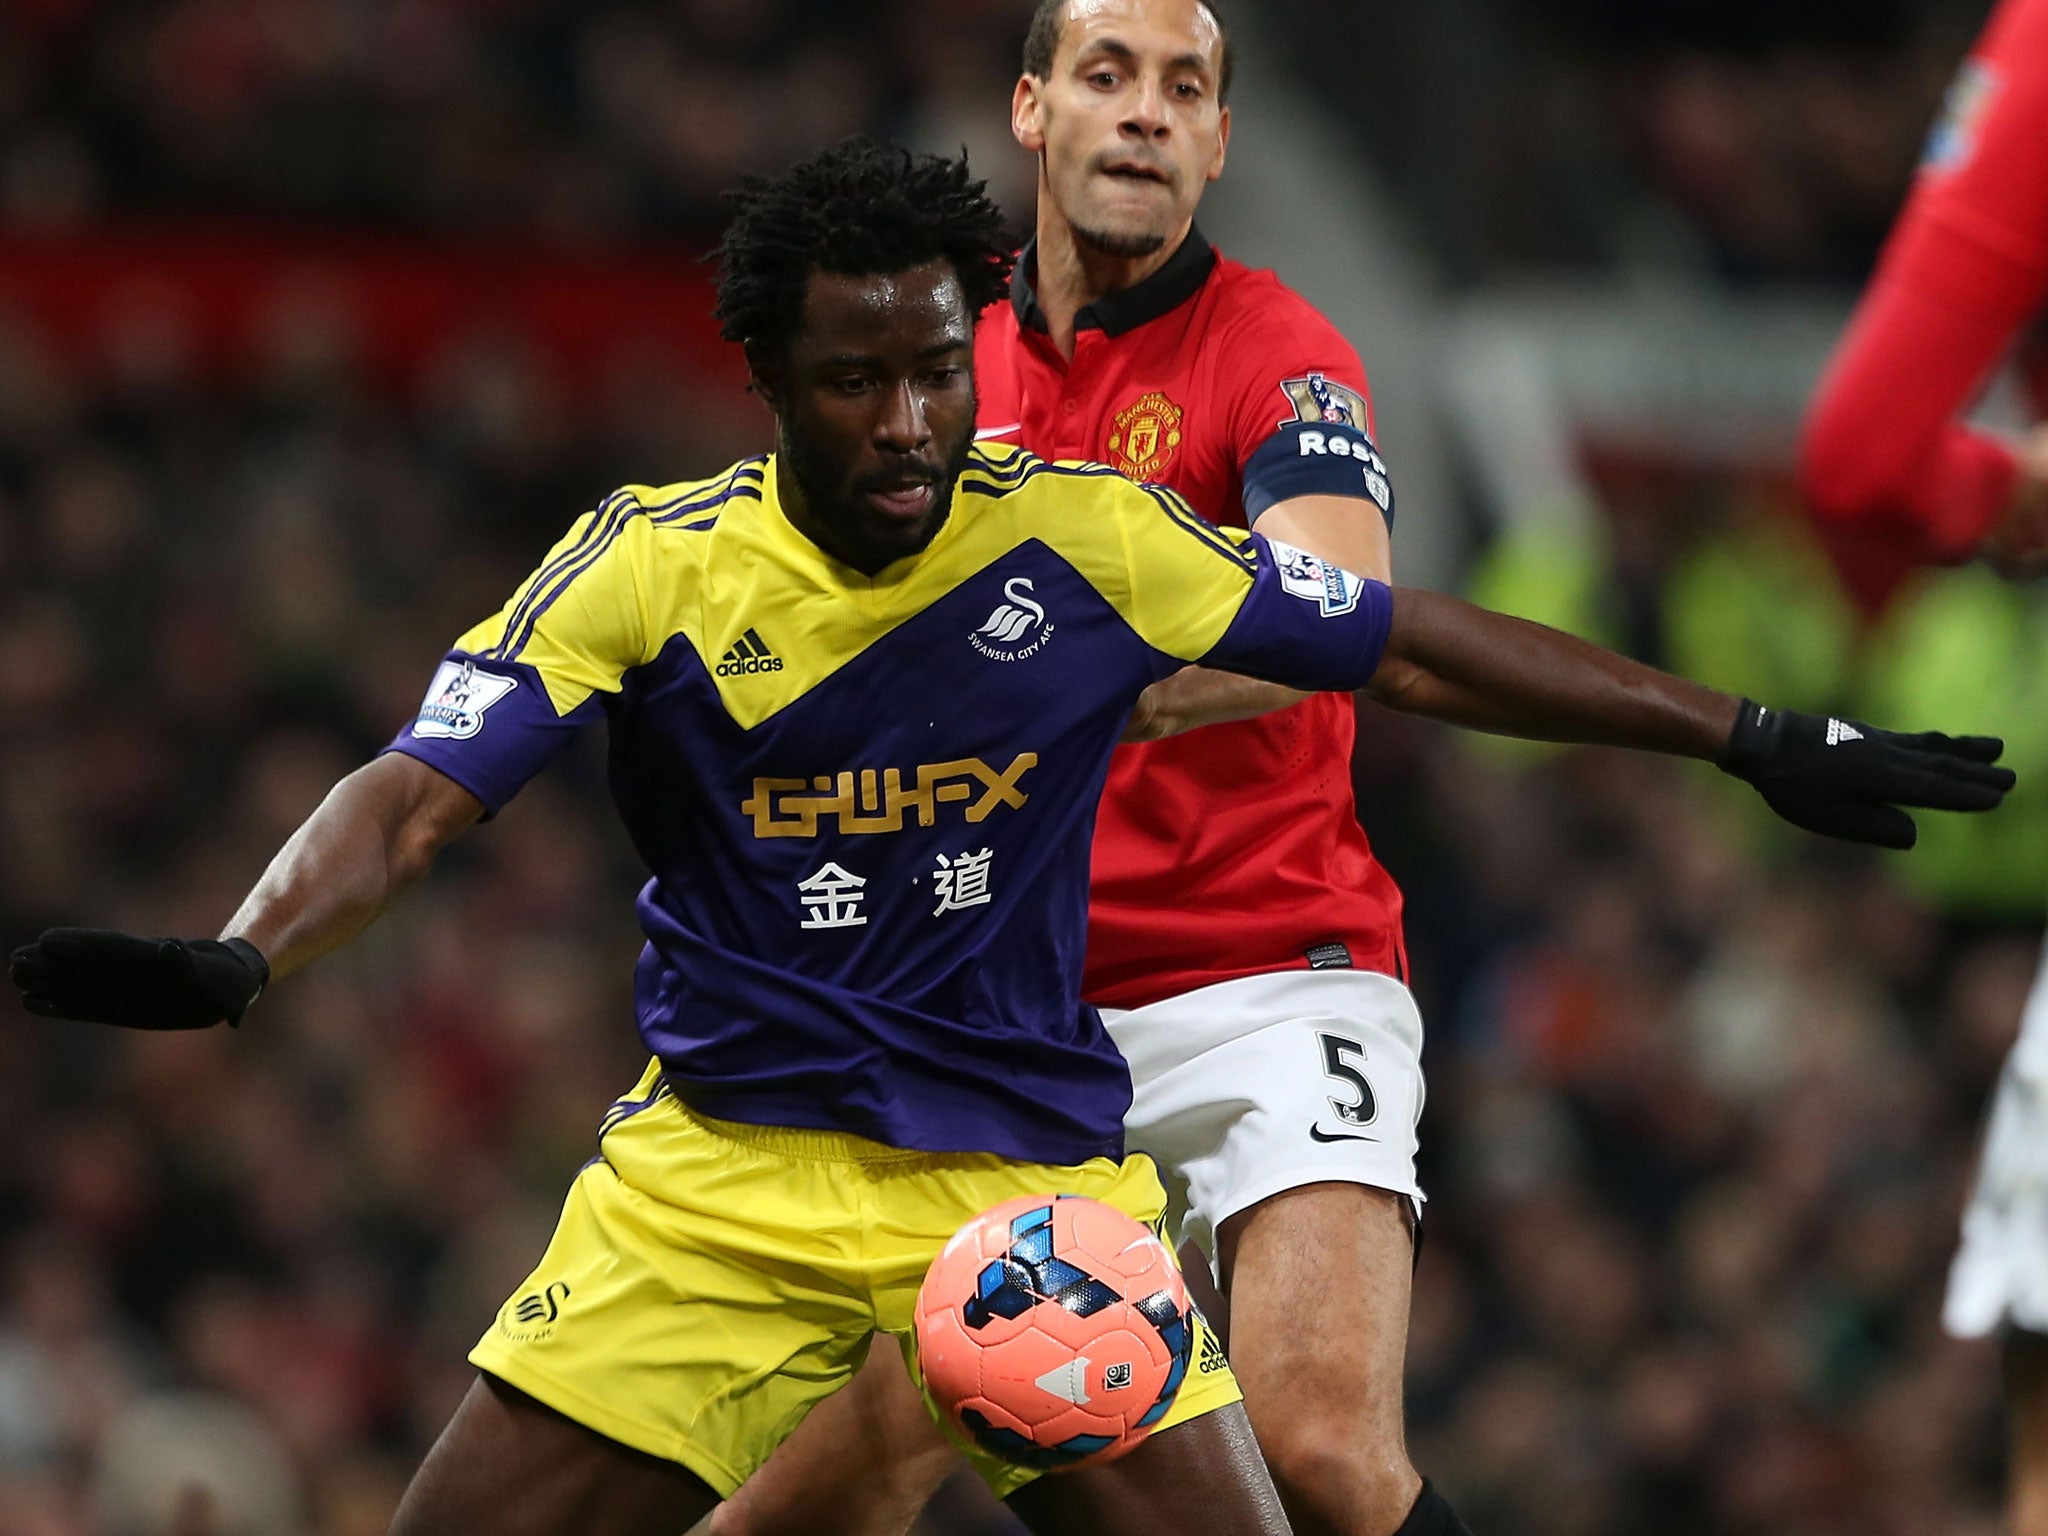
left=873, top=380, right=931, bottom=451
left=1121, top=76, right=1170, bottom=138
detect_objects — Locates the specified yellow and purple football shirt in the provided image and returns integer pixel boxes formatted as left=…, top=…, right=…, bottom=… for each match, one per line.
left=386, top=444, right=1392, bottom=1166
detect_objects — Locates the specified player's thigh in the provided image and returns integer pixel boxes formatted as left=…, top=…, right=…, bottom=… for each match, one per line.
left=477, top=1071, right=883, bottom=1501
left=1109, top=972, right=1426, bottom=1505
left=1218, top=1180, right=1416, bottom=1454
left=1106, top=970, right=1426, bottom=1273
left=1005, top=1400, right=1290, bottom=1536
left=708, top=1342, right=960, bottom=1536
left=393, top=1373, right=720, bottom=1536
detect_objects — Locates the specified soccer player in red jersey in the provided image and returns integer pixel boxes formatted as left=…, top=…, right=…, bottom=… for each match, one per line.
left=1798, top=2, right=2048, bottom=1530
left=715, top=4, right=1448, bottom=1535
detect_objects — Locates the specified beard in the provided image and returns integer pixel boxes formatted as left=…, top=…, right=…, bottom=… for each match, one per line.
left=780, top=397, right=978, bottom=573
left=1071, top=222, right=1171, bottom=260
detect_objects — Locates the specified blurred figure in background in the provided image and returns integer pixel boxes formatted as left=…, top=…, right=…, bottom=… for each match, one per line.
left=95, top=1394, right=301, bottom=1536
left=1800, top=0, right=2048, bottom=1530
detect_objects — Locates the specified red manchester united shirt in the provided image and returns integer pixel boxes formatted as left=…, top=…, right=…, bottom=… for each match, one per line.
left=976, top=231, right=1408, bottom=1010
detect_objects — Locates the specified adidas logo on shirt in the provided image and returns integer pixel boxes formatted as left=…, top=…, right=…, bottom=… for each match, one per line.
left=716, top=628, right=784, bottom=677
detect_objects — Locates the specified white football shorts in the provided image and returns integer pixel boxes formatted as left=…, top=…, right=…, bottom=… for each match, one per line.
left=1101, top=968, right=1427, bottom=1276
left=1946, top=938, right=2048, bottom=1338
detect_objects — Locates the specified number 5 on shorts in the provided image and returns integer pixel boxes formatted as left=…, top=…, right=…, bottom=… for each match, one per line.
left=1317, top=1031, right=1377, bottom=1128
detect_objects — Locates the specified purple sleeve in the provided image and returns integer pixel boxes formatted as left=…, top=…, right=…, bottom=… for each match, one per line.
left=379, top=652, right=601, bottom=816
left=1199, top=533, right=1393, bottom=692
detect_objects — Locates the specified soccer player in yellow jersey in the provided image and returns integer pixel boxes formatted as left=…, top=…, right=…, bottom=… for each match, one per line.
left=10, top=140, right=2015, bottom=1536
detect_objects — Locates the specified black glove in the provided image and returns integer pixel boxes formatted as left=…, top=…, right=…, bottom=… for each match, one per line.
left=9, top=929, right=270, bottom=1029
left=1718, top=699, right=2014, bottom=850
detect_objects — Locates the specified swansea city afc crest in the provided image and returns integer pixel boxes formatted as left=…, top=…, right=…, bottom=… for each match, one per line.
left=1107, top=391, right=1185, bottom=481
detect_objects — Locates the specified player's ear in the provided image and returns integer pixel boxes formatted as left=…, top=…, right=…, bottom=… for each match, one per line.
left=1013, top=74, right=1047, bottom=153
left=1208, top=104, right=1230, bottom=182
left=744, top=343, right=786, bottom=413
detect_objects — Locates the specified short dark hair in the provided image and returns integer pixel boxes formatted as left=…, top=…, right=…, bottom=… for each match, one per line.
left=714, top=138, right=1015, bottom=357
left=1021, top=0, right=1233, bottom=103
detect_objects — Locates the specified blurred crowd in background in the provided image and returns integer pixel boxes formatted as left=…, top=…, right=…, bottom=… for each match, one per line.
left=0, top=0, right=1999, bottom=268
left=1310, top=0, right=1986, bottom=284
left=1, top=1, right=2042, bottom=1534
left=0, top=0, right=1035, bottom=239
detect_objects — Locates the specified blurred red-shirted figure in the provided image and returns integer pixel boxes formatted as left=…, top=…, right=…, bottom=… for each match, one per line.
left=1800, top=1, right=2048, bottom=1530
left=1800, top=0, right=2048, bottom=577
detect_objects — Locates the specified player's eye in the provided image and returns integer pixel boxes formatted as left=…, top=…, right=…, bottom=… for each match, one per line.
left=1174, top=82, right=1204, bottom=100
left=832, top=377, right=875, bottom=397
left=1088, top=70, right=1120, bottom=89
left=924, top=367, right=966, bottom=386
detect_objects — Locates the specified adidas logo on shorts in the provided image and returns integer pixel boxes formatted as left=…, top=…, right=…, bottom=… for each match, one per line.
left=717, top=628, right=783, bottom=677
left=1198, top=1325, right=1229, bottom=1375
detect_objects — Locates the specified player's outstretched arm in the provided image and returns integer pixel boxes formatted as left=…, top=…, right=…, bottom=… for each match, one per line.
left=1123, top=494, right=1391, bottom=742
left=11, top=753, right=482, bottom=1029
left=1123, top=669, right=1308, bottom=741
left=1368, top=587, right=2015, bottom=848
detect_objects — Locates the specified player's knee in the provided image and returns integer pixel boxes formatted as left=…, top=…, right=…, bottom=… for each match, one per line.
left=1257, top=1406, right=1418, bottom=1536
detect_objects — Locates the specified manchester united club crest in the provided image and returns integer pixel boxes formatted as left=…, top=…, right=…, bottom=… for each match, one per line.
left=1107, top=391, right=1185, bottom=481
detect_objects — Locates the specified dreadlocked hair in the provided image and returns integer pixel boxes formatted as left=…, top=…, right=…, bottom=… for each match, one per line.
left=715, top=138, right=1015, bottom=356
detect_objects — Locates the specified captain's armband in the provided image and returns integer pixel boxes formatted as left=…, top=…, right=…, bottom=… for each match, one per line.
left=1243, top=423, right=1396, bottom=528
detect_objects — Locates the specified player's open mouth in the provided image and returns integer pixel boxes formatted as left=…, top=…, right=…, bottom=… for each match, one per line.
left=1102, top=161, right=1171, bottom=186
left=863, top=482, right=936, bottom=520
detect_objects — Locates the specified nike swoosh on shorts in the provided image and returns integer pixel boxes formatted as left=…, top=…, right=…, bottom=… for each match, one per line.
left=1308, top=1123, right=1380, bottom=1145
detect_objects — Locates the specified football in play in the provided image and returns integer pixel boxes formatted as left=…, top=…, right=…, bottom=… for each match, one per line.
left=915, top=1193, right=1195, bottom=1470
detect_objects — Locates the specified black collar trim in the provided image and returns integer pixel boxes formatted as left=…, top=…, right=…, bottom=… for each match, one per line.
left=1010, top=229, right=1217, bottom=338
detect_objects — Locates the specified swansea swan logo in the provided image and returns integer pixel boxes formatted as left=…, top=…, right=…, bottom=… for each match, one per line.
left=971, top=577, right=1056, bottom=662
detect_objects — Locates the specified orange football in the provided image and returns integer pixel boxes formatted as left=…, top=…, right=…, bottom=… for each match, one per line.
left=915, top=1193, right=1194, bottom=1470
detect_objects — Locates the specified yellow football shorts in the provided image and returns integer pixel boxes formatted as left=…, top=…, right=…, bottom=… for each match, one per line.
left=469, top=1061, right=1243, bottom=1501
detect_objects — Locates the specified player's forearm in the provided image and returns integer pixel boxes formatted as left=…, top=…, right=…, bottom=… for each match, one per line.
left=223, top=753, right=482, bottom=982
left=1125, top=667, right=1310, bottom=741
left=1366, top=588, right=1739, bottom=759
left=1800, top=260, right=2028, bottom=560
